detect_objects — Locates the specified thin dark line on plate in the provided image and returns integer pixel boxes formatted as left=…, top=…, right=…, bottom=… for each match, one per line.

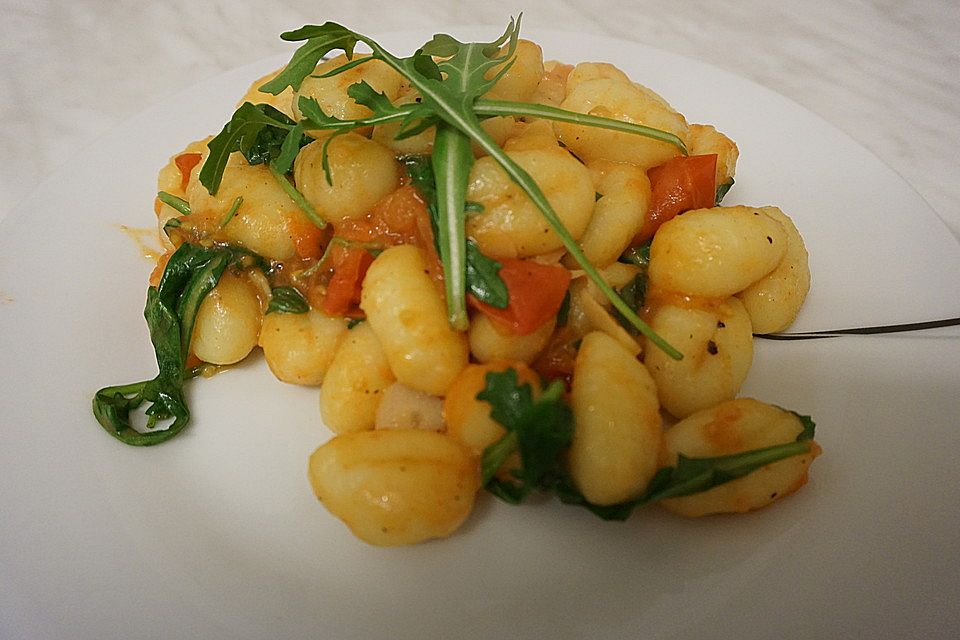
left=756, top=317, right=960, bottom=340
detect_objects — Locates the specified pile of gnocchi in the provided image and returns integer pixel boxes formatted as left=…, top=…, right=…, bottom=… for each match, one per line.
left=150, top=34, right=820, bottom=546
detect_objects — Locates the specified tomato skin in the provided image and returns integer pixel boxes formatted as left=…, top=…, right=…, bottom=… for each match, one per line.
left=634, top=154, right=717, bottom=244
left=174, top=153, right=202, bottom=191
left=336, top=185, right=433, bottom=247
left=321, top=244, right=374, bottom=317
left=333, top=185, right=443, bottom=284
left=288, top=215, right=326, bottom=260
left=471, top=258, right=572, bottom=335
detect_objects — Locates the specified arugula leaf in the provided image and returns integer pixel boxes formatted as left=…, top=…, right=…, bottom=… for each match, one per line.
left=613, top=243, right=651, bottom=335
left=619, top=243, right=651, bottom=270
left=400, top=154, right=436, bottom=201
left=262, top=19, right=683, bottom=358
left=465, top=240, right=508, bottom=308
left=267, top=286, right=310, bottom=314
left=611, top=274, right=648, bottom=336
left=475, top=366, right=818, bottom=519
left=92, top=243, right=257, bottom=445
left=432, top=123, right=473, bottom=328
left=402, top=154, right=509, bottom=309
left=273, top=120, right=307, bottom=174
left=643, top=441, right=814, bottom=502
left=556, top=416, right=818, bottom=520
left=791, top=411, right=817, bottom=441
left=199, top=103, right=307, bottom=194
left=259, top=22, right=361, bottom=94
left=243, top=105, right=298, bottom=166
left=477, top=369, right=573, bottom=503
left=217, top=196, right=243, bottom=229
left=715, top=178, right=735, bottom=204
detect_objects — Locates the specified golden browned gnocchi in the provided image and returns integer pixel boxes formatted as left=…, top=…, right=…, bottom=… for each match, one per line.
left=319, top=322, right=395, bottom=434
left=660, top=399, right=821, bottom=516
left=185, top=152, right=317, bottom=261
left=568, top=160, right=651, bottom=268
left=468, top=313, right=555, bottom=364
left=444, top=361, right=540, bottom=458
left=554, top=76, right=689, bottom=169
left=648, top=206, right=788, bottom=298
left=292, top=54, right=405, bottom=129
left=736, top=206, right=811, bottom=333
left=484, top=39, right=545, bottom=103
left=99, top=21, right=820, bottom=548
left=308, top=429, right=480, bottom=546
left=687, top=124, right=739, bottom=187
left=643, top=295, right=754, bottom=418
left=294, top=134, right=401, bottom=222
left=466, top=145, right=595, bottom=258
left=259, top=310, right=349, bottom=385
left=190, top=270, right=264, bottom=365
left=360, top=245, right=470, bottom=396
left=568, top=332, right=662, bottom=505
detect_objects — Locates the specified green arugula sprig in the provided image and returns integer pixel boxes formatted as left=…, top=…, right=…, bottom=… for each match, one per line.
left=401, top=154, right=509, bottom=309
left=477, top=369, right=573, bottom=503
left=157, top=191, right=191, bottom=215
left=198, top=103, right=324, bottom=227
left=267, top=286, right=310, bottom=314
left=93, top=243, right=262, bottom=445
left=479, top=368, right=818, bottom=520
left=203, top=17, right=684, bottom=358
left=612, top=243, right=651, bottom=335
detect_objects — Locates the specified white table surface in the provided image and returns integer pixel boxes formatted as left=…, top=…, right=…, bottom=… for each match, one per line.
left=2, top=0, right=959, bottom=240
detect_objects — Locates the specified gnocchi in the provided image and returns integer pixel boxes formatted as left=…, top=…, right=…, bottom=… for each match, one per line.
left=294, top=134, right=401, bottom=223
left=259, top=309, right=349, bottom=385
left=648, top=206, right=788, bottom=298
left=555, top=76, right=689, bottom=169
left=190, top=270, right=263, bottom=365
left=660, top=399, right=821, bottom=516
left=308, top=429, right=480, bottom=546
left=100, top=21, right=821, bottom=548
left=568, top=332, right=662, bottom=505
left=319, top=322, right=395, bottom=434
left=360, top=245, right=470, bottom=396
left=736, top=207, right=811, bottom=333
left=643, top=295, right=754, bottom=418
left=466, top=145, right=595, bottom=258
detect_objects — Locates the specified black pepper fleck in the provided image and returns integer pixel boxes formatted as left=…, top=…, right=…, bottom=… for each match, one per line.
left=706, top=340, right=719, bottom=355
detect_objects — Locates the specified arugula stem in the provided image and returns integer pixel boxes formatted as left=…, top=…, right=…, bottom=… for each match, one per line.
left=217, top=196, right=243, bottom=229
left=481, top=431, right=518, bottom=485
left=432, top=123, right=473, bottom=330
left=359, top=40, right=682, bottom=359
left=470, top=128, right=684, bottom=360
left=474, top=99, right=688, bottom=154
left=255, top=22, right=683, bottom=358
left=268, top=162, right=327, bottom=228
left=157, top=191, right=192, bottom=215
left=299, top=97, right=417, bottom=131
left=643, top=441, right=814, bottom=503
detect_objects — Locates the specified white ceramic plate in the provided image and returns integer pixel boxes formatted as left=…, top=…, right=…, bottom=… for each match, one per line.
left=2, top=28, right=959, bottom=640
